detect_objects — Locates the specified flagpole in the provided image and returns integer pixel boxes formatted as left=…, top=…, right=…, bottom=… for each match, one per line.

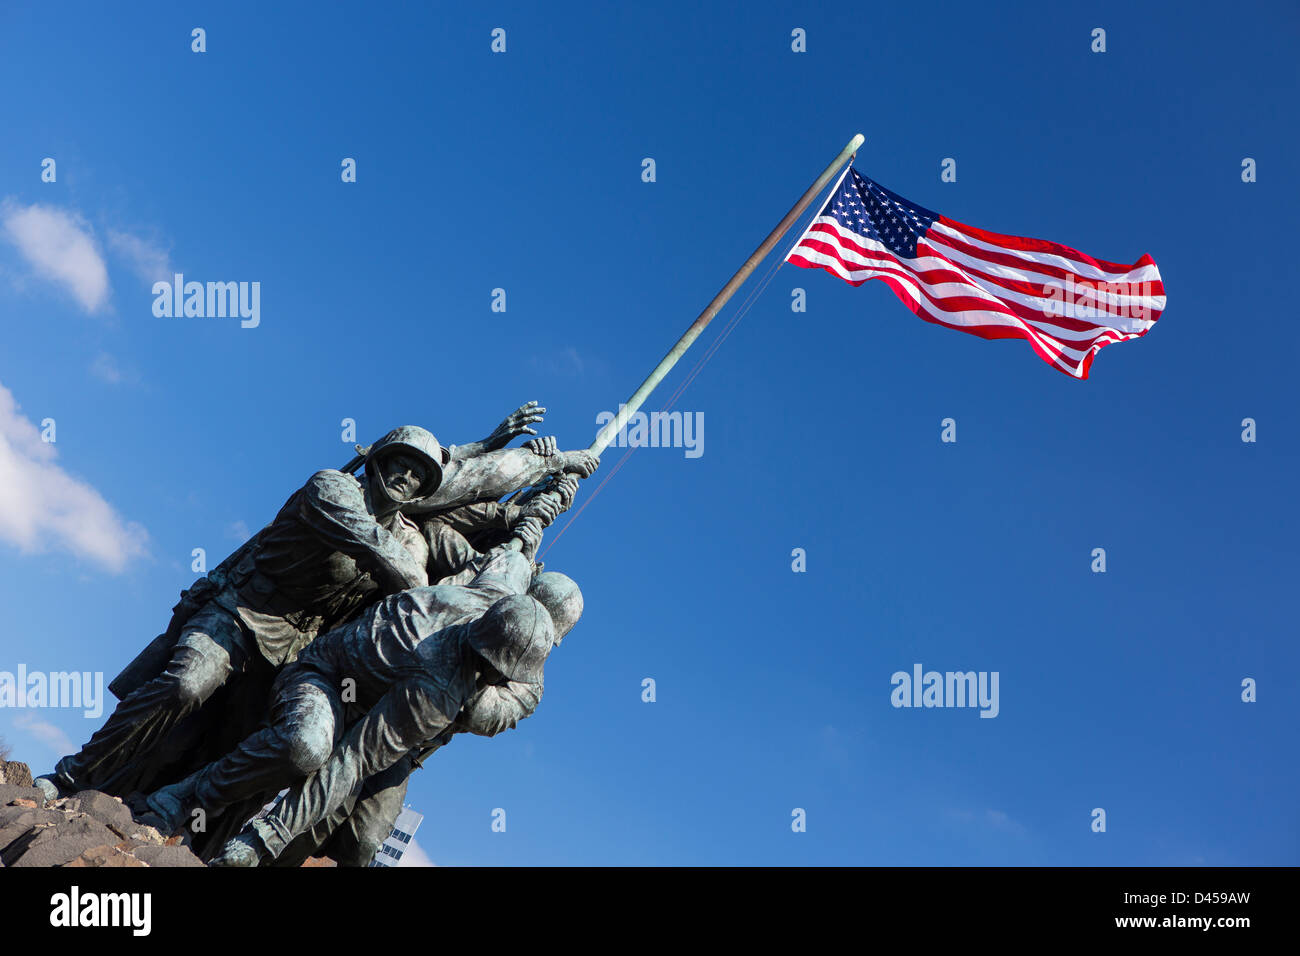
left=510, top=134, right=863, bottom=554
left=588, top=133, right=864, bottom=457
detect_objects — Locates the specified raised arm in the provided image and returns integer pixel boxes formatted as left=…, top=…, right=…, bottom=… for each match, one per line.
left=422, top=474, right=580, bottom=579
left=425, top=501, right=521, bottom=537
left=409, top=446, right=598, bottom=513
left=446, top=401, right=547, bottom=461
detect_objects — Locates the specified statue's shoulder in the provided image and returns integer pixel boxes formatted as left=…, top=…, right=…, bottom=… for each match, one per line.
left=302, top=469, right=364, bottom=500
left=306, top=467, right=355, bottom=484
left=275, top=471, right=369, bottom=532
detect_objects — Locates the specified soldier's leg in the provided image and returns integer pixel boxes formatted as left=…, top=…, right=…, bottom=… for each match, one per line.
left=245, top=681, right=446, bottom=862
left=268, top=788, right=362, bottom=868
left=320, top=753, right=416, bottom=867
left=194, top=671, right=342, bottom=810
left=147, top=670, right=342, bottom=830
left=50, top=605, right=251, bottom=793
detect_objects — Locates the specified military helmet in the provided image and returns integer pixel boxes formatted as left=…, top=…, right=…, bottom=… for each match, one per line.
left=528, top=572, right=583, bottom=645
left=469, top=594, right=554, bottom=684
left=365, top=425, right=448, bottom=501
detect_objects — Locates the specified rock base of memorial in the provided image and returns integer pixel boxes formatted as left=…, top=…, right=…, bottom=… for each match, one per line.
left=0, top=761, right=339, bottom=867
left=0, top=760, right=205, bottom=868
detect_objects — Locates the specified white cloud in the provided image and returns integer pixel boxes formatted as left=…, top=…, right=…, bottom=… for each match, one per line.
left=0, top=380, right=148, bottom=573
left=226, top=520, right=251, bottom=542
left=107, top=229, right=171, bottom=284
left=946, top=807, right=1029, bottom=839
left=89, top=352, right=139, bottom=386
left=396, top=837, right=435, bottom=867
left=528, top=346, right=603, bottom=378
left=1, top=202, right=109, bottom=313
left=982, top=809, right=1027, bottom=836
left=14, top=712, right=75, bottom=756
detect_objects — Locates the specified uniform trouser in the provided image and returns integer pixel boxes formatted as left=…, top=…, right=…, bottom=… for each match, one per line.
left=190, top=666, right=343, bottom=817
left=54, top=604, right=253, bottom=793
left=250, top=676, right=453, bottom=860
left=245, top=589, right=541, bottom=862
left=272, top=753, right=416, bottom=867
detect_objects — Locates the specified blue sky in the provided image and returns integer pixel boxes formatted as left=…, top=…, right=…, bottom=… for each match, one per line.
left=0, top=0, right=1296, bottom=865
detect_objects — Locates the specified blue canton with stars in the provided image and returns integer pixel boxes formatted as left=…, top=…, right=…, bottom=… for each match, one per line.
left=821, top=168, right=939, bottom=259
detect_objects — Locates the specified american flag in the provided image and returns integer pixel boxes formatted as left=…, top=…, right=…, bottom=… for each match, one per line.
left=785, top=168, right=1165, bottom=379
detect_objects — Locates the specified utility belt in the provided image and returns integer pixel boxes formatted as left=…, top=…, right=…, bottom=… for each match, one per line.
left=226, top=553, right=326, bottom=636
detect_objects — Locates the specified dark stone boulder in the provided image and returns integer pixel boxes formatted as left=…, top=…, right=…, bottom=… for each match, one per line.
left=0, top=807, right=64, bottom=863
left=0, top=766, right=209, bottom=867
left=132, top=843, right=205, bottom=868
left=6, top=813, right=120, bottom=868
left=64, top=843, right=150, bottom=867
left=0, top=784, right=46, bottom=808
left=58, top=791, right=136, bottom=837
left=0, top=761, right=215, bottom=866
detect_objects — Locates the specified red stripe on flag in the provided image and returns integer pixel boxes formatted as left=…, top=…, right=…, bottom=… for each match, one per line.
left=787, top=227, right=1146, bottom=378
left=937, top=215, right=1151, bottom=276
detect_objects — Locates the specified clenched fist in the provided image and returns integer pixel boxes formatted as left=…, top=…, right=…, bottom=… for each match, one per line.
left=558, top=451, right=600, bottom=479
left=511, top=516, right=544, bottom=557
left=524, top=435, right=558, bottom=457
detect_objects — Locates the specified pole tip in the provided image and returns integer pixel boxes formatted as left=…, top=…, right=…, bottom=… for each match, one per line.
left=848, top=133, right=865, bottom=153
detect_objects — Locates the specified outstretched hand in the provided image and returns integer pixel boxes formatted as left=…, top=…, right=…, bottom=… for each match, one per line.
left=488, top=401, right=547, bottom=449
